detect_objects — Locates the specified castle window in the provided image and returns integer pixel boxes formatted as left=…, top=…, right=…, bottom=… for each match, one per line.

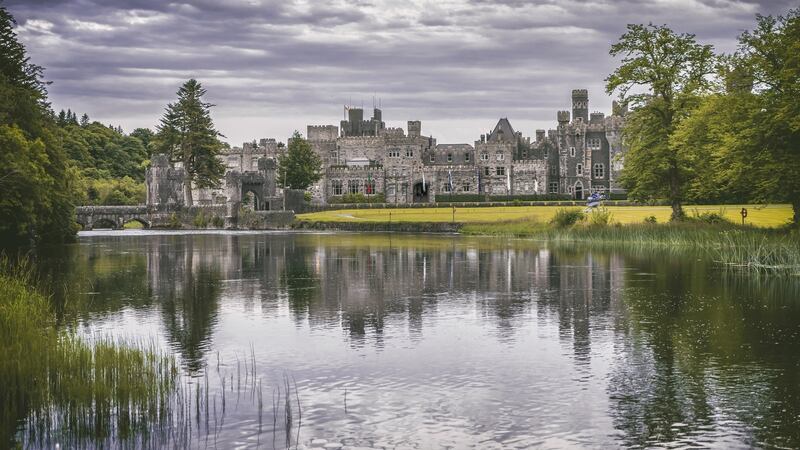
left=544, top=149, right=548, bottom=158
left=332, top=180, right=343, bottom=196
left=388, top=148, right=400, bottom=158
left=593, top=163, right=605, bottom=178
left=365, top=180, right=375, bottom=195
left=462, top=184, right=470, bottom=192
left=443, top=183, right=451, bottom=192
left=496, top=152, right=504, bottom=161
left=576, top=163, right=583, bottom=175
left=570, top=147, right=576, bottom=157
left=348, top=180, right=360, bottom=194
left=549, top=182, right=558, bottom=193
left=430, top=153, right=435, bottom=163
left=550, top=166, right=557, bottom=176
left=484, top=167, right=491, bottom=176
left=480, top=153, right=489, bottom=161
left=447, top=153, right=453, bottom=162
left=465, top=153, right=470, bottom=162
left=588, top=138, right=601, bottom=150
left=387, top=185, right=395, bottom=196
left=496, top=166, right=505, bottom=176
left=406, top=148, right=413, bottom=157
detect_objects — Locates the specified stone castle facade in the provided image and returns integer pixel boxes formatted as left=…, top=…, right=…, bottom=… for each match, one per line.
left=194, top=89, right=625, bottom=206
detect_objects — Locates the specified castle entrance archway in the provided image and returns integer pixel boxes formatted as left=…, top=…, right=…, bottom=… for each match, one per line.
left=413, top=182, right=429, bottom=203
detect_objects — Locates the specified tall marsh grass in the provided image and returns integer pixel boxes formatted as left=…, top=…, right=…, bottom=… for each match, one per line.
left=463, top=219, right=800, bottom=275
left=0, top=259, right=178, bottom=447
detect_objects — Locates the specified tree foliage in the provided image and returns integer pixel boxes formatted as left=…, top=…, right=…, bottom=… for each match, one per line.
left=606, top=24, right=717, bottom=220
left=152, top=79, right=225, bottom=205
left=277, top=131, right=322, bottom=190
left=0, top=6, right=77, bottom=247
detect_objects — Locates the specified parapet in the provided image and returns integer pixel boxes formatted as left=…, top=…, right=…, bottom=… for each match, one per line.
left=590, top=112, right=605, bottom=124
left=557, top=110, right=570, bottom=123
left=382, top=127, right=405, bottom=137
left=571, top=89, right=588, bottom=99
left=535, top=129, right=545, bottom=142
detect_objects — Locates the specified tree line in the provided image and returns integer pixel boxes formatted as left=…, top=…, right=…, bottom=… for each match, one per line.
left=607, top=9, right=799, bottom=224
left=1, top=4, right=796, bottom=248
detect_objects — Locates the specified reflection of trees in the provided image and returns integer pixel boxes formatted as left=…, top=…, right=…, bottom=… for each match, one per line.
left=153, top=236, right=222, bottom=373
left=608, top=253, right=800, bottom=448
left=35, top=238, right=152, bottom=324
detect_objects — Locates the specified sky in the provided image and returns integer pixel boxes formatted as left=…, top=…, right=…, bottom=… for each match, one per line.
left=7, top=0, right=795, bottom=146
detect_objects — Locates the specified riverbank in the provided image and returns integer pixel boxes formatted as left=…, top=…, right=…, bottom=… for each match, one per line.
left=295, top=205, right=799, bottom=274
left=0, top=261, right=177, bottom=446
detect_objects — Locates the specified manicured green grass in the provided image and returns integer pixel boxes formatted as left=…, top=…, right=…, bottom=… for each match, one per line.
left=298, top=204, right=792, bottom=228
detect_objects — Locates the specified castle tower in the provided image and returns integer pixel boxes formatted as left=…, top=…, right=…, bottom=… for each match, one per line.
left=408, top=120, right=421, bottom=138
left=557, top=110, right=570, bottom=126
left=571, top=89, right=589, bottom=122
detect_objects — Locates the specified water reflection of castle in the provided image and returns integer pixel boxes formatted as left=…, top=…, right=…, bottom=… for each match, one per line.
left=142, top=234, right=624, bottom=366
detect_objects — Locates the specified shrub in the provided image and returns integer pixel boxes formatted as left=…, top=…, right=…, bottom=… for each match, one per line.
left=167, top=213, right=182, bottom=229
left=329, top=193, right=385, bottom=204
left=587, top=207, right=614, bottom=227
left=691, top=208, right=731, bottom=225
left=549, top=208, right=585, bottom=228
left=192, top=210, right=208, bottom=228
left=211, top=215, right=225, bottom=228
left=303, top=191, right=312, bottom=202
left=644, top=215, right=658, bottom=224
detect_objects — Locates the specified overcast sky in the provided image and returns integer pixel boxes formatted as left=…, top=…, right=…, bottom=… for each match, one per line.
left=7, top=0, right=794, bottom=146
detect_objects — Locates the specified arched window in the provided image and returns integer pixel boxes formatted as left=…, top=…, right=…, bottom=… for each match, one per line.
left=331, top=180, right=343, bottom=196
left=593, top=163, right=605, bottom=178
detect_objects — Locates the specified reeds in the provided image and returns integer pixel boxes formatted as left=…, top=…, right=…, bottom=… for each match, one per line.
left=462, top=219, right=800, bottom=275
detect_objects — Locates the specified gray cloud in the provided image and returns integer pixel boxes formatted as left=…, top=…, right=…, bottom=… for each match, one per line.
left=5, top=0, right=793, bottom=144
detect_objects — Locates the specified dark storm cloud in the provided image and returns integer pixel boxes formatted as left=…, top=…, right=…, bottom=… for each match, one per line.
left=5, top=0, right=794, bottom=144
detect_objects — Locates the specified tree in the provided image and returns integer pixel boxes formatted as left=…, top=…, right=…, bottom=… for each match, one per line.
left=152, top=79, right=225, bottom=205
left=0, top=5, right=77, bottom=247
left=735, top=10, right=800, bottom=226
left=277, top=131, right=322, bottom=190
left=130, top=127, right=154, bottom=152
left=606, top=24, right=717, bottom=220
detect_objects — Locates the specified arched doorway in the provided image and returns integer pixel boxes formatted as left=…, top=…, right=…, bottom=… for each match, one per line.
left=242, top=190, right=261, bottom=210
left=413, top=181, right=429, bottom=203
left=574, top=181, right=584, bottom=200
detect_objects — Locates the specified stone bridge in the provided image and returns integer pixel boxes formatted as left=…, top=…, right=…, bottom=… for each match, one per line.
left=75, top=205, right=151, bottom=230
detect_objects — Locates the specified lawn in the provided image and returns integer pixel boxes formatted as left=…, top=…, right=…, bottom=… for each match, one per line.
left=298, top=204, right=792, bottom=228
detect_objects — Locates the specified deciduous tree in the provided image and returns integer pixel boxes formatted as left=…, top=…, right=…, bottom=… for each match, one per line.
left=277, top=131, right=322, bottom=190
left=606, top=24, right=717, bottom=220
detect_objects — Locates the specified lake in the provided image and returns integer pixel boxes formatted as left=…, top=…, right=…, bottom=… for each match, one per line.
left=33, top=230, right=800, bottom=448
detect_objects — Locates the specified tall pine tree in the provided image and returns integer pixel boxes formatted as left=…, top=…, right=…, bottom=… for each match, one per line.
left=153, top=79, right=225, bottom=205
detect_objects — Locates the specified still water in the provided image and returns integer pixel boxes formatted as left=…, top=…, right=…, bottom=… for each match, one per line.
left=39, top=231, right=800, bottom=448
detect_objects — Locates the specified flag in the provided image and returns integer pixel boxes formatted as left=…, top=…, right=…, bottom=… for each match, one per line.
left=448, top=170, right=453, bottom=193
left=506, top=168, right=511, bottom=193
left=422, top=170, right=426, bottom=190
left=476, top=167, right=481, bottom=193
left=534, top=179, right=539, bottom=193
left=366, top=171, right=373, bottom=194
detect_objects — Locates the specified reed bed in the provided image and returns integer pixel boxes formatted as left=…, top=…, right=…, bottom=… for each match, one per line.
left=462, top=210, right=800, bottom=275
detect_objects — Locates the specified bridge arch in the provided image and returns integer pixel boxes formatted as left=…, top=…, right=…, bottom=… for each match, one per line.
left=122, top=217, right=150, bottom=229
left=92, top=217, right=119, bottom=229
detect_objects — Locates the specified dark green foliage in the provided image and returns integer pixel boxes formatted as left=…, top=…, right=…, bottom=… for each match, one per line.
left=277, top=131, right=322, bottom=190
left=644, top=216, right=658, bottom=224
left=606, top=23, right=717, bottom=221
left=152, top=79, right=225, bottom=205
left=0, top=6, right=77, bottom=247
left=549, top=208, right=586, bottom=228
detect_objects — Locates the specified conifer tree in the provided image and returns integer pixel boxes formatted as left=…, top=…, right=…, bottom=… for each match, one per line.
left=153, top=79, right=225, bottom=205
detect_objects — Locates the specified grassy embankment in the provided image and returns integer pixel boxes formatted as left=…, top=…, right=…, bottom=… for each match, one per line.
left=298, top=204, right=799, bottom=273
left=0, top=260, right=178, bottom=447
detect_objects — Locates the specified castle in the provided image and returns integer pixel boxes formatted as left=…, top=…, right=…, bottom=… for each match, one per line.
left=192, top=89, right=626, bottom=207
